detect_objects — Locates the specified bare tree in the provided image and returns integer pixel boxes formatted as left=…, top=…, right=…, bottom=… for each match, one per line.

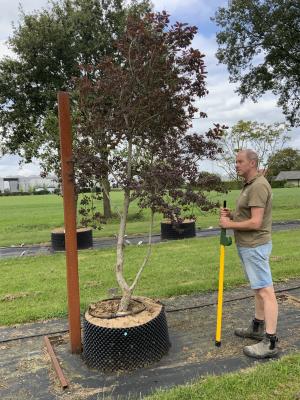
left=217, top=120, right=290, bottom=180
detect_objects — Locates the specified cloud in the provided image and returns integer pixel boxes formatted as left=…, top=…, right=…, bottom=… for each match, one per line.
left=0, top=0, right=51, bottom=40
left=0, top=39, right=15, bottom=59
left=152, top=0, right=227, bottom=19
left=0, top=154, right=42, bottom=177
left=151, top=0, right=227, bottom=35
left=152, top=0, right=205, bottom=13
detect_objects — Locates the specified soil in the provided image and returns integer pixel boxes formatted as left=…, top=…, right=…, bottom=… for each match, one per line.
left=277, top=293, right=300, bottom=308
left=162, top=219, right=195, bottom=224
left=1, top=292, right=40, bottom=302
left=51, top=227, right=92, bottom=234
left=85, top=297, right=162, bottom=329
left=88, top=298, right=145, bottom=319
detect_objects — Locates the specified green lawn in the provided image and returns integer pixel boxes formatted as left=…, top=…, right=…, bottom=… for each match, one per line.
left=0, top=187, right=299, bottom=246
left=1, top=229, right=299, bottom=326
left=145, top=352, right=300, bottom=400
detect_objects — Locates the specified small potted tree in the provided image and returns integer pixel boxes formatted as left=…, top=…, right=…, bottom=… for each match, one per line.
left=159, top=171, right=225, bottom=240
left=76, top=10, right=226, bottom=371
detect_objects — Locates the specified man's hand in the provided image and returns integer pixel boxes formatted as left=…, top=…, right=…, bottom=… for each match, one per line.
left=219, top=216, right=232, bottom=229
left=220, top=207, right=231, bottom=218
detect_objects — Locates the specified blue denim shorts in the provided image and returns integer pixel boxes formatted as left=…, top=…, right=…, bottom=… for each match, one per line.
left=237, top=241, right=273, bottom=289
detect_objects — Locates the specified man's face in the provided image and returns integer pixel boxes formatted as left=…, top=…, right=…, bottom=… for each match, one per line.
left=235, top=152, right=255, bottom=177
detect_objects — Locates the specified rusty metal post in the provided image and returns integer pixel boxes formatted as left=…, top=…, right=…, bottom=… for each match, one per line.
left=58, top=91, right=82, bottom=353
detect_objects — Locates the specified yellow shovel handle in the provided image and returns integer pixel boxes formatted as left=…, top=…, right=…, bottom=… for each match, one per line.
left=215, top=244, right=225, bottom=345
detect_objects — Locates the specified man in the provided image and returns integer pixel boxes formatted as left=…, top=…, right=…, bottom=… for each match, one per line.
left=219, top=149, right=278, bottom=358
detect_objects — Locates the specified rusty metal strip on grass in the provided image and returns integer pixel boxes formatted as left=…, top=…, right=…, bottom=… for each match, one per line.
left=44, top=335, right=69, bottom=389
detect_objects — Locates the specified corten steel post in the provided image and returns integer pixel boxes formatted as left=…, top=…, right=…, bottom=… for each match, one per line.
left=58, top=91, right=82, bottom=353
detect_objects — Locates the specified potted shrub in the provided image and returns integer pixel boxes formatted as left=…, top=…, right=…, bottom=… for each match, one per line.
left=50, top=186, right=98, bottom=251
left=51, top=227, right=93, bottom=251
left=75, top=10, right=226, bottom=371
left=160, top=172, right=225, bottom=240
left=161, top=218, right=196, bottom=240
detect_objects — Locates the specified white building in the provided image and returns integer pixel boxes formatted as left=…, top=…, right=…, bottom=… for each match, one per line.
left=0, top=175, right=58, bottom=193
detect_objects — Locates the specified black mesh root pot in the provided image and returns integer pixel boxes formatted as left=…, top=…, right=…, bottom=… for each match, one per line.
left=83, top=306, right=171, bottom=371
left=161, top=220, right=196, bottom=240
left=51, top=228, right=93, bottom=250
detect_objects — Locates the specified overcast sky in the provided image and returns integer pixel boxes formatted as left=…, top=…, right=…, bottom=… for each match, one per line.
left=0, top=0, right=299, bottom=177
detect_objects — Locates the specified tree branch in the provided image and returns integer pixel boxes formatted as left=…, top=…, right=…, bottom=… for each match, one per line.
left=130, top=209, right=154, bottom=291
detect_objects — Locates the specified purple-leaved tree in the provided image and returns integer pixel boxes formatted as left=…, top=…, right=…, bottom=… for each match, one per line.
left=75, top=11, right=226, bottom=313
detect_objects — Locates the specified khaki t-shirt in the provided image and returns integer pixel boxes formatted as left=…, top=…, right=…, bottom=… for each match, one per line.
left=233, top=174, right=272, bottom=247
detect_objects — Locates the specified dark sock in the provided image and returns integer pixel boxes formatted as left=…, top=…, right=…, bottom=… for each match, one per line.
left=266, top=332, right=278, bottom=349
left=253, top=318, right=264, bottom=331
left=254, top=317, right=264, bottom=324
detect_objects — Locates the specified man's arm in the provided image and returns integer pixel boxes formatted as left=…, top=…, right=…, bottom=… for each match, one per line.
left=219, top=207, right=264, bottom=230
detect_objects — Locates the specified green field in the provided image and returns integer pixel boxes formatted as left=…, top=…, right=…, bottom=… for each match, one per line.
left=1, top=229, right=299, bottom=326
left=0, top=187, right=299, bottom=246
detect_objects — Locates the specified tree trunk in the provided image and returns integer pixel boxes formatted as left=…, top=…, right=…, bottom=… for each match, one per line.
left=118, top=288, right=132, bottom=313
left=116, top=131, right=133, bottom=314
left=116, top=189, right=131, bottom=314
left=102, top=176, right=112, bottom=219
